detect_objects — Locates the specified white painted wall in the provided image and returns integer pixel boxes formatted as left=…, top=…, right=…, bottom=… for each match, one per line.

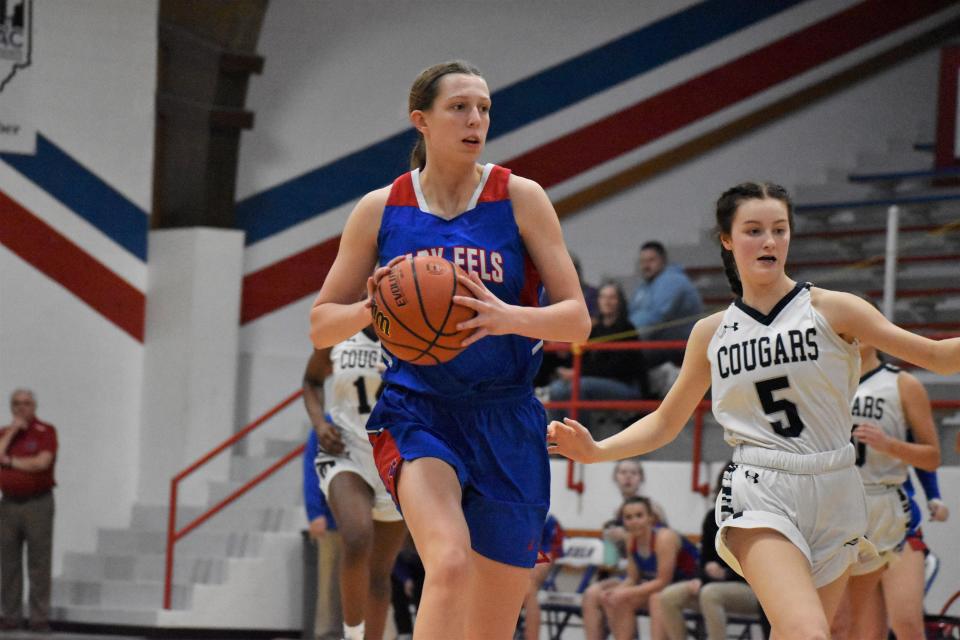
left=0, top=0, right=156, bottom=572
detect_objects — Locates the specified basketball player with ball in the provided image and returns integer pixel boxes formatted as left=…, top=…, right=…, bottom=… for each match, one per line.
left=309, top=60, right=590, bottom=640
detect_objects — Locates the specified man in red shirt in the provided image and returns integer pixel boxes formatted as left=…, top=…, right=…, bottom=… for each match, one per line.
left=0, top=389, right=57, bottom=632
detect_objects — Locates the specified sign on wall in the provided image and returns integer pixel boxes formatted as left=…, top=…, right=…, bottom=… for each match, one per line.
left=0, top=0, right=35, bottom=154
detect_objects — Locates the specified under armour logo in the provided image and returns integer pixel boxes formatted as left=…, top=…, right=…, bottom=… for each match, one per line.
left=315, top=460, right=336, bottom=480
left=719, top=322, right=739, bottom=337
left=744, top=470, right=760, bottom=484
left=844, top=538, right=859, bottom=547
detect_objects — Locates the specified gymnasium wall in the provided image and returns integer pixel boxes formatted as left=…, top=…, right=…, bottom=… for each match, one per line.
left=0, top=0, right=156, bottom=569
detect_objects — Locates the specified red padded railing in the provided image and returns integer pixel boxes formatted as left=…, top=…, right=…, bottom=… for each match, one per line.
left=163, top=389, right=305, bottom=609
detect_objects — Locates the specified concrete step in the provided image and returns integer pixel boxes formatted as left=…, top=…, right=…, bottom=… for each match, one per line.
left=97, top=528, right=264, bottom=557
left=206, top=478, right=302, bottom=508
left=51, top=604, right=159, bottom=626
left=263, top=437, right=304, bottom=458
left=61, top=550, right=229, bottom=585
left=228, top=453, right=302, bottom=484
left=130, top=503, right=300, bottom=533
left=52, top=578, right=192, bottom=610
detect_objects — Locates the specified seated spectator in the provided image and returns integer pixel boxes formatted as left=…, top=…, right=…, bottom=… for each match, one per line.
left=583, top=497, right=698, bottom=640
left=546, top=281, right=645, bottom=429
left=649, top=466, right=759, bottom=640
left=628, top=241, right=704, bottom=368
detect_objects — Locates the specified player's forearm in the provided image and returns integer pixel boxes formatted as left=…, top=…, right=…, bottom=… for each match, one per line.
left=930, top=337, right=960, bottom=375
left=310, top=301, right=370, bottom=349
left=886, top=440, right=939, bottom=471
left=301, top=383, right=328, bottom=429
left=512, top=300, right=590, bottom=343
left=595, top=411, right=679, bottom=462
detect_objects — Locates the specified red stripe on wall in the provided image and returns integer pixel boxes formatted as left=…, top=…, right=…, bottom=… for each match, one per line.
left=504, top=0, right=955, bottom=187
left=240, top=236, right=341, bottom=324
left=0, top=190, right=145, bottom=341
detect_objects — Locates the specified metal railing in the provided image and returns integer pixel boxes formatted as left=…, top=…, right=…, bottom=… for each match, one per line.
left=163, top=389, right=305, bottom=609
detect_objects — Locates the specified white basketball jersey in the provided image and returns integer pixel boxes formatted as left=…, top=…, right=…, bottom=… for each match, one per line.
left=708, top=283, right=860, bottom=454
left=853, top=364, right=908, bottom=486
left=324, top=329, right=382, bottom=439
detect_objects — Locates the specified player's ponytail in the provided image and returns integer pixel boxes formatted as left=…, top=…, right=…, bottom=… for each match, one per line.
left=408, top=60, right=483, bottom=171
left=715, top=181, right=794, bottom=298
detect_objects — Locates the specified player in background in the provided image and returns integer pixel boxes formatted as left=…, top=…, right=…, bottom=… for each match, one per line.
left=310, top=60, right=589, bottom=640
left=301, top=425, right=342, bottom=640
left=547, top=182, right=960, bottom=639
left=303, top=332, right=407, bottom=640
left=831, top=339, right=940, bottom=639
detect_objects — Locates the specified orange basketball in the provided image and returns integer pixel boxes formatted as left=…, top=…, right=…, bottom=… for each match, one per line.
left=371, top=255, right=477, bottom=365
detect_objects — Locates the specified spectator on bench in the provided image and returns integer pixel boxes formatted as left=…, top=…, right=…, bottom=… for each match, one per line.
left=582, top=497, right=698, bottom=640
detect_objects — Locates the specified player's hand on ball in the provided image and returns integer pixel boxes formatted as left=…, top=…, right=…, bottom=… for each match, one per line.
left=453, top=271, right=516, bottom=347
left=547, top=417, right=601, bottom=463
left=371, top=255, right=406, bottom=288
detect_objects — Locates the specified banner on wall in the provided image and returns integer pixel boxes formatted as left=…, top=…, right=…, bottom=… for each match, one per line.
left=0, top=0, right=35, bottom=154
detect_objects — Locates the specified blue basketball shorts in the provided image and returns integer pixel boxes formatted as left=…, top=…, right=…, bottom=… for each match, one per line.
left=367, top=384, right=550, bottom=568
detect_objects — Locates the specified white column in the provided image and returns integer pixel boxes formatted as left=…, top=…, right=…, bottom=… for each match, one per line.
left=882, top=205, right=900, bottom=321
left=138, top=228, right=244, bottom=505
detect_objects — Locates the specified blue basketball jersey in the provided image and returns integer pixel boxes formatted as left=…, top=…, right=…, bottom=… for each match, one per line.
left=377, top=163, right=544, bottom=398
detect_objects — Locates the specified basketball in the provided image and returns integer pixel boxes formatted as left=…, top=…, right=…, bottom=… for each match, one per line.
left=371, top=255, right=477, bottom=365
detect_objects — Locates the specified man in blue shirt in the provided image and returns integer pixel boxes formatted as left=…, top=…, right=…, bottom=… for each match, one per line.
left=628, top=241, right=703, bottom=367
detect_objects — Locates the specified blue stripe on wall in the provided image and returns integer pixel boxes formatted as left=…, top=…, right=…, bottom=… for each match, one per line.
left=236, top=0, right=806, bottom=245
left=0, top=135, right=148, bottom=260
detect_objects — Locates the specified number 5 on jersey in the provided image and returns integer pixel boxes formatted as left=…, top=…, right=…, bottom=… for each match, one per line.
left=755, top=376, right=805, bottom=438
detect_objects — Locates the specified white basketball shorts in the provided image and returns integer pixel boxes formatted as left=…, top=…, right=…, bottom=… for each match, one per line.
left=851, top=483, right=910, bottom=576
left=715, top=443, right=875, bottom=588
left=315, top=427, right=402, bottom=523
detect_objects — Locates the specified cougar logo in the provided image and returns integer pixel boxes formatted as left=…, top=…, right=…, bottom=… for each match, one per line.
left=0, top=0, right=31, bottom=93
